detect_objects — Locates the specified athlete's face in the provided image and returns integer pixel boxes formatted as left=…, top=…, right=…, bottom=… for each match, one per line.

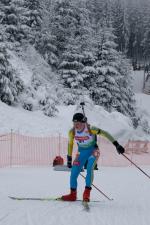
left=73, top=122, right=85, bottom=131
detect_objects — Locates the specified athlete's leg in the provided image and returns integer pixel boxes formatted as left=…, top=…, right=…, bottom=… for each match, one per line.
left=85, top=149, right=100, bottom=187
left=70, top=152, right=89, bottom=189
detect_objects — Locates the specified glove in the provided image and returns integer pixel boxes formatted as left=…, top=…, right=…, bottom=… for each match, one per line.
left=113, top=141, right=125, bottom=154
left=67, top=155, right=72, bottom=168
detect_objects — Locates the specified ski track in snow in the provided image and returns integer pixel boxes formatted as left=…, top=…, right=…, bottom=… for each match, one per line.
left=0, top=167, right=150, bottom=225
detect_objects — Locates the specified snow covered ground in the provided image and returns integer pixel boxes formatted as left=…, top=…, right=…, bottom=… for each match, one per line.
left=0, top=166, right=150, bottom=225
left=0, top=94, right=150, bottom=142
left=131, top=70, right=145, bottom=93
left=135, top=93, right=150, bottom=119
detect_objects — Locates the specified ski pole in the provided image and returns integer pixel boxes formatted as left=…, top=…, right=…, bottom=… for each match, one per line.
left=79, top=173, right=113, bottom=201
left=122, top=153, right=150, bottom=180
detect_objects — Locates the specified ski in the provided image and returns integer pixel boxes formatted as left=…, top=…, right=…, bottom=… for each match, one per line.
left=8, top=196, right=101, bottom=203
left=9, top=196, right=62, bottom=201
left=82, top=201, right=90, bottom=211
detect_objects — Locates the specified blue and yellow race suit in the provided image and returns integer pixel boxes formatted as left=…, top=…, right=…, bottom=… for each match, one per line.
left=67, top=124, right=115, bottom=189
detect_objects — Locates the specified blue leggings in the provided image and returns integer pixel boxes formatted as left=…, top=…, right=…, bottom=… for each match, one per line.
left=70, top=147, right=97, bottom=189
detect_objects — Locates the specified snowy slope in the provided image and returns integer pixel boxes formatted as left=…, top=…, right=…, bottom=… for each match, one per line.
left=0, top=166, right=150, bottom=225
left=8, top=45, right=57, bottom=85
left=131, top=70, right=145, bottom=93
left=135, top=93, right=150, bottom=118
left=0, top=99, right=138, bottom=141
left=7, top=46, right=62, bottom=115
left=1, top=94, right=150, bottom=141
left=131, top=70, right=150, bottom=127
left=0, top=95, right=150, bottom=141
left=8, top=50, right=32, bottom=85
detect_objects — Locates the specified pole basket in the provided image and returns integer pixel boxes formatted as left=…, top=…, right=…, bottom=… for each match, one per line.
left=53, top=156, right=64, bottom=167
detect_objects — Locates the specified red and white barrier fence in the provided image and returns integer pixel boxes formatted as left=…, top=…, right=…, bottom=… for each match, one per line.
left=0, top=132, right=150, bottom=168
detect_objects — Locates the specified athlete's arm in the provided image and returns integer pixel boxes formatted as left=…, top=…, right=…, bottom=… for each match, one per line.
left=90, top=126, right=125, bottom=154
left=67, top=129, right=74, bottom=157
left=90, top=126, right=115, bottom=143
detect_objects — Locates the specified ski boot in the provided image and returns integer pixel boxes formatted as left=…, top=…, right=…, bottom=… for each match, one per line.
left=61, top=188, right=77, bottom=201
left=83, top=186, right=92, bottom=202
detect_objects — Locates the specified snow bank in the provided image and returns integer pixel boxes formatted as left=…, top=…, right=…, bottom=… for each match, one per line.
left=0, top=98, right=149, bottom=142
